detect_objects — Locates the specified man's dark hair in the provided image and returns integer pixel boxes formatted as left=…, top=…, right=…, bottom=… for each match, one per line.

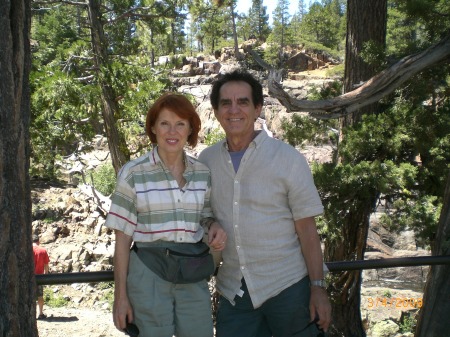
left=210, top=69, right=264, bottom=110
left=32, top=234, right=39, bottom=243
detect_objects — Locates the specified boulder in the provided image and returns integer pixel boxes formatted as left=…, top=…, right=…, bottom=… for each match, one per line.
left=371, top=320, right=399, bottom=337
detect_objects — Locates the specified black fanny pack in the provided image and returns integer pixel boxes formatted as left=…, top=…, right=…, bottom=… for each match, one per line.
left=132, top=241, right=215, bottom=284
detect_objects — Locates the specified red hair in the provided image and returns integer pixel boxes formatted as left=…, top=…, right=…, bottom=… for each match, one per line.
left=146, top=93, right=201, bottom=147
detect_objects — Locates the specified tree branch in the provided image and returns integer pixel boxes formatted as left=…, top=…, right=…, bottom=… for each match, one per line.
left=267, top=34, right=450, bottom=119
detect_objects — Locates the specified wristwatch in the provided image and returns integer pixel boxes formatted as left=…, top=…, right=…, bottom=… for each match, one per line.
left=310, top=279, right=327, bottom=288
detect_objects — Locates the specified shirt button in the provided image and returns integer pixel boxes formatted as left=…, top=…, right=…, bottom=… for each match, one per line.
left=234, top=201, right=238, bottom=205
left=241, top=266, right=245, bottom=270
left=234, top=224, right=238, bottom=228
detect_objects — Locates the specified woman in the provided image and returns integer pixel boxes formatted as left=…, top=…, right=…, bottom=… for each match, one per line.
left=106, top=93, right=227, bottom=337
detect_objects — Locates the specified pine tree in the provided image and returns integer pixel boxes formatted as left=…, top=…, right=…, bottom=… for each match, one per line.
left=248, top=0, right=270, bottom=41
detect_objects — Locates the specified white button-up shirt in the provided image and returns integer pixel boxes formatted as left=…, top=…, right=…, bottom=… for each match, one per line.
left=199, top=130, right=324, bottom=308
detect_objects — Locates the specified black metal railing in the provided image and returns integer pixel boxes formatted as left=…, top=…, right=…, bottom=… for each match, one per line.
left=36, top=255, right=450, bottom=285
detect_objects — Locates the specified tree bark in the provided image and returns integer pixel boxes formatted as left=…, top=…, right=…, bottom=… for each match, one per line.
left=230, top=1, right=240, bottom=60
left=415, top=170, right=450, bottom=337
left=0, top=0, right=38, bottom=336
left=87, top=0, right=130, bottom=174
left=326, top=2, right=387, bottom=336
left=342, top=0, right=387, bottom=123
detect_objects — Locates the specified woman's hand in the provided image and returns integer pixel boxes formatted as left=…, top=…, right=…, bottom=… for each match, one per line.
left=113, top=293, right=134, bottom=331
left=207, top=222, right=227, bottom=251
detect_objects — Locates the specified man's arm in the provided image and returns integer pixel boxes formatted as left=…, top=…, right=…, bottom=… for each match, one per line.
left=295, top=216, right=332, bottom=332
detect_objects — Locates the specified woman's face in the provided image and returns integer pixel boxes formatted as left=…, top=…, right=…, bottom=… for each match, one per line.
left=152, top=108, right=191, bottom=155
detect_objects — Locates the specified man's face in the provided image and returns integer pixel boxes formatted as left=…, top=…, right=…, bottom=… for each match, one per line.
left=215, top=81, right=262, bottom=139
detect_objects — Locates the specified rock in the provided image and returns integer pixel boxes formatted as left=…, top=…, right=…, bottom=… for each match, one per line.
left=361, top=287, right=422, bottom=326
left=371, top=320, right=399, bottom=337
left=201, top=61, right=221, bottom=74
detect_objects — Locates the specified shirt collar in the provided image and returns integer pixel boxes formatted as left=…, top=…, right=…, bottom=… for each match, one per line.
left=150, top=146, right=192, bottom=171
left=221, top=130, right=267, bottom=151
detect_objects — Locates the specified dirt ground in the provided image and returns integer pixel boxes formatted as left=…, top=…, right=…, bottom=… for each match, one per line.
left=36, top=306, right=124, bottom=337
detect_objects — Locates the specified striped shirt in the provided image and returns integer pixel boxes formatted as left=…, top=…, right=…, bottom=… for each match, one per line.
left=105, top=147, right=213, bottom=243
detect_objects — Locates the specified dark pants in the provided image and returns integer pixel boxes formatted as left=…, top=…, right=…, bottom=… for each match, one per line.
left=216, top=277, right=322, bottom=337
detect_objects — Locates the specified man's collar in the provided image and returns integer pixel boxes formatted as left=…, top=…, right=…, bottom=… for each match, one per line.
left=222, top=130, right=266, bottom=151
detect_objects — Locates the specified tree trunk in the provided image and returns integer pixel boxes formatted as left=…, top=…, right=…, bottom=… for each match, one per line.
left=87, top=0, right=130, bottom=174
left=327, top=1, right=387, bottom=336
left=230, top=2, right=240, bottom=60
left=341, top=0, right=387, bottom=127
left=325, top=202, right=376, bottom=337
left=415, top=170, right=450, bottom=337
left=0, top=0, right=38, bottom=336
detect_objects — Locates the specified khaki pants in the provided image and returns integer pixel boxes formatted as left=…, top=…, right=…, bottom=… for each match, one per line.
left=127, top=251, right=213, bottom=337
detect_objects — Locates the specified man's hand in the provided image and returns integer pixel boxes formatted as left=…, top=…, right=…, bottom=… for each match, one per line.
left=309, top=286, right=332, bottom=332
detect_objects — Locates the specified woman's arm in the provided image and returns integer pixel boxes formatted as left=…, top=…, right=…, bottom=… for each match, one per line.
left=112, top=230, right=133, bottom=331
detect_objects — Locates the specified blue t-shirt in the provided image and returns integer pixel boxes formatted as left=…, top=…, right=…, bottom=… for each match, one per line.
left=229, top=149, right=246, bottom=172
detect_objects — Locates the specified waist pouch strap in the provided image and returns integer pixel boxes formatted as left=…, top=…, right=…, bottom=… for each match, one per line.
left=132, top=241, right=215, bottom=284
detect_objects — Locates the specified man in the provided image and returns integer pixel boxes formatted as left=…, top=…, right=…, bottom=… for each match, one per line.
left=33, top=234, right=50, bottom=320
left=199, top=69, right=331, bottom=337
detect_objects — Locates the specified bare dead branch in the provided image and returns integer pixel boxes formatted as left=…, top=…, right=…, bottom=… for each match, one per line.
left=267, top=34, right=450, bottom=119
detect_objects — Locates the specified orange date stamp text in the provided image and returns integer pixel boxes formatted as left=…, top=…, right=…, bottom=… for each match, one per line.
left=367, top=297, right=423, bottom=309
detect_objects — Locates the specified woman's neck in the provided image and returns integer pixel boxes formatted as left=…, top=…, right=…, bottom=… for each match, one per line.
left=157, top=148, right=184, bottom=170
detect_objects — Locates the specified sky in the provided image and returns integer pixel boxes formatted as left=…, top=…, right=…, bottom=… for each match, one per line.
left=235, top=0, right=312, bottom=24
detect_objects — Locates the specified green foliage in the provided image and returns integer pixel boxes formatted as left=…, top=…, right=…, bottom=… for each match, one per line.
left=30, top=69, right=98, bottom=179
left=382, top=289, right=392, bottom=298
left=246, top=0, right=270, bottom=41
left=271, top=0, right=292, bottom=46
left=279, top=58, right=448, bottom=248
left=281, top=114, right=338, bottom=148
left=335, top=95, right=449, bottom=245
left=399, top=314, right=417, bottom=334
left=380, top=195, right=441, bottom=246
left=262, top=42, right=283, bottom=68
left=298, top=1, right=345, bottom=50
left=89, top=164, right=117, bottom=196
left=296, top=40, right=343, bottom=61
left=97, top=282, right=115, bottom=311
left=204, top=128, right=225, bottom=146
left=169, top=53, right=185, bottom=69
left=42, top=215, right=60, bottom=224
left=360, top=40, right=387, bottom=72
left=194, top=1, right=230, bottom=54
left=31, top=5, right=80, bottom=65
left=325, top=63, right=344, bottom=77
left=281, top=79, right=341, bottom=148
left=44, top=288, right=69, bottom=308
left=29, top=3, right=172, bottom=179
left=308, top=80, right=343, bottom=101
left=386, top=6, right=420, bottom=57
